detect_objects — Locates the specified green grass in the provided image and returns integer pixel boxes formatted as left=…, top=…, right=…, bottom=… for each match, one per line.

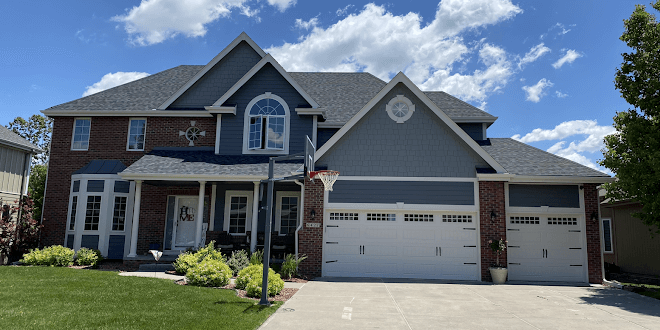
left=622, top=282, right=660, bottom=300
left=0, top=266, right=281, bottom=330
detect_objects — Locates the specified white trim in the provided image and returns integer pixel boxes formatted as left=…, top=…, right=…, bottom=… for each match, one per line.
left=275, top=191, right=301, bottom=235
left=126, top=118, right=147, bottom=152
left=326, top=202, right=478, bottom=212
left=71, top=117, right=91, bottom=151
left=250, top=182, right=260, bottom=252
left=312, top=115, right=318, bottom=147
left=205, top=106, right=236, bottom=114
left=242, top=92, right=290, bottom=155
left=482, top=123, right=488, bottom=140
left=295, top=108, right=325, bottom=117
left=43, top=110, right=213, bottom=117
left=215, top=115, right=222, bottom=155
left=317, top=122, right=344, bottom=129
left=337, top=176, right=478, bottom=182
left=474, top=180, right=482, bottom=281
left=314, top=72, right=507, bottom=173
left=157, top=32, right=266, bottom=110
left=212, top=54, right=320, bottom=109
left=602, top=218, right=613, bottom=254
left=385, top=95, right=415, bottom=123
left=478, top=173, right=614, bottom=183
left=119, top=173, right=268, bottom=181
left=209, top=184, right=217, bottom=231
left=223, top=190, right=253, bottom=235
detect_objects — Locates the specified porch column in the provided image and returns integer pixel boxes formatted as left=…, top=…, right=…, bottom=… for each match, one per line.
left=250, top=181, right=260, bottom=252
left=195, top=181, right=206, bottom=248
left=128, top=180, right=142, bottom=257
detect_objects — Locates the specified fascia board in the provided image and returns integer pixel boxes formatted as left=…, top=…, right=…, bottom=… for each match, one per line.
left=315, top=72, right=508, bottom=174
left=41, top=109, right=213, bottom=117
left=477, top=173, right=614, bottom=183
left=211, top=54, right=320, bottom=109
left=295, top=108, right=326, bottom=117
left=451, top=117, right=498, bottom=123
left=118, top=172, right=266, bottom=181
left=317, top=122, right=345, bottom=128
left=204, top=106, right=237, bottom=114
left=156, top=32, right=266, bottom=110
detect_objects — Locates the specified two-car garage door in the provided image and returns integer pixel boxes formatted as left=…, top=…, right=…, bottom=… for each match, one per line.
left=322, top=210, right=479, bottom=280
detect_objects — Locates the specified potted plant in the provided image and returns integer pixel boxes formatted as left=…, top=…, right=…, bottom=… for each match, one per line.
left=488, top=238, right=508, bottom=284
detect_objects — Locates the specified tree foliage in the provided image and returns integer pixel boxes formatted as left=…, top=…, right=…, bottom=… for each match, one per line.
left=600, top=1, right=660, bottom=233
left=0, top=196, right=43, bottom=264
left=28, top=164, right=48, bottom=222
left=6, top=114, right=52, bottom=164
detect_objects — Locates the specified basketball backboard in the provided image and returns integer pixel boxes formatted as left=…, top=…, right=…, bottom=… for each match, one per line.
left=304, top=135, right=315, bottom=178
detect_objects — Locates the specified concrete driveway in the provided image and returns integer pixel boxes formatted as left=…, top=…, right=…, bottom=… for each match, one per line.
left=260, top=278, right=660, bottom=330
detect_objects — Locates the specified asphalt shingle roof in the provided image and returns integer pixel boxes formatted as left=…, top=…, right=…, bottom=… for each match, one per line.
left=0, top=126, right=42, bottom=152
left=481, top=138, right=609, bottom=177
left=424, top=92, right=496, bottom=120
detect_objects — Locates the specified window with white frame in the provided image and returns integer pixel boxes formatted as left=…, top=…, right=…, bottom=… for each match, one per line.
left=602, top=218, right=613, bottom=253
left=68, top=196, right=78, bottom=231
left=84, top=196, right=102, bottom=231
left=224, top=191, right=253, bottom=234
left=243, top=93, right=289, bottom=153
left=112, top=196, right=127, bottom=231
left=72, top=118, right=91, bottom=150
left=276, top=192, right=300, bottom=235
left=127, top=118, right=146, bottom=151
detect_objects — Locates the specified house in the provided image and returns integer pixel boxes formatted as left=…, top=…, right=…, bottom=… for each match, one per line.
left=600, top=194, right=660, bottom=276
left=0, top=125, right=42, bottom=219
left=40, top=33, right=612, bottom=283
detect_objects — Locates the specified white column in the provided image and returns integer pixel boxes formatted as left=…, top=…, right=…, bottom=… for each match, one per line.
left=209, top=184, right=217, bottom=231
left=127, top=180, right=142, bottom=257
left=250, top=181, right=260, bottom=252
left=195, top=181, right=206, bottom=248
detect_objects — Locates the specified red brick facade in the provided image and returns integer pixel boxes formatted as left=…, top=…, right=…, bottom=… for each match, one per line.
left=584, top=183, right=603, bottom=284
left=479, top=181, right=507, bottom=282
left=297, top=178, right=324, bottom=278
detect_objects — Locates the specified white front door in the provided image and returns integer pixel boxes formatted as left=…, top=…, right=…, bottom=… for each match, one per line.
left=173, top=197, right=198, bottom=248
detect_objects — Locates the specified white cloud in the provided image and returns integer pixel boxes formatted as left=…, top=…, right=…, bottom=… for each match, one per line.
left=267, top=0, right=296, bottom=12
left=112, top=0, right=256, bottom=46
left=267, top=0, right=522, bottom=103
left=517, top=43, right=550, bottom=69
left=295, top=17, right=319, bottom=31
left=552, top=49, right=582, bottom=69
left=83, top=72, right=150, bottom=97
left=336, top=4, right=354, bottom=16
left=555, top=90, right=568, bottom=98
left=522, top=78, right=553, bottom=102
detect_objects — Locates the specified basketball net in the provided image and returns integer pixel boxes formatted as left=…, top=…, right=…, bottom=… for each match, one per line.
left=309, top=170, right=340, bottom=191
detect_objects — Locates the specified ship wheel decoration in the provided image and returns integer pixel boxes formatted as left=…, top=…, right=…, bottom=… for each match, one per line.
left=179, top=121, right=206, bottom=146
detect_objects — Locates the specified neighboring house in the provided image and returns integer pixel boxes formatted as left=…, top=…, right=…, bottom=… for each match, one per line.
left=0, top=125, right=42, bottom=220
left=601, top=194, right=660, bottom=276
left=40, top=33, right=612, bottom=283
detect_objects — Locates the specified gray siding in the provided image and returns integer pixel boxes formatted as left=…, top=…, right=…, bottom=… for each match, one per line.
left=169, top=41, right=262, bottom=109
left=317, top=83, right=490, bottom=177
left=458, top=123, right=484, bottom=141
left=219, top=63, right=314, bottom=155
left=317, top=128, right=339, bottom=149
left=80, top=235, right=99, bottom=250
left=0, top=145, right=28, bottom=195
left=508, top=184, right=580, bottom=208
left=107, top=235, right=125, bottom=259
left=328, top=181, right=475, bottom=205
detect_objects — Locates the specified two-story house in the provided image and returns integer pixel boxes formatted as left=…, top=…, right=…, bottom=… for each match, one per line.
left=41, top=33, right=611, bottom=283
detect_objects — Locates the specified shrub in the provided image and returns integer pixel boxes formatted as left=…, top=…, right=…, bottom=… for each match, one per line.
left=226, top=250, right=250, bottom=276
left=173, top=241, right=224, bottom=274
left=236, top=264, right=263, bottom=290
left=236, top=264, right=284, bottom=297
left=21, top=245, right=74, bottom=267
left=0, top=196, right=42, bottom=263
left=249, top=249, right=263, bottom=265
left=280, top=253, right=307, bottom=279
left=195, top=241, right=224, bottom=263
left=185, top=258, right=232, bottom=287
left=76, top=248, right=103, bottom=267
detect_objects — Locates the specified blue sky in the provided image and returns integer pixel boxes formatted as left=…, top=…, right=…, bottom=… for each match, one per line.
left=1, top=0, right=645, bottom=174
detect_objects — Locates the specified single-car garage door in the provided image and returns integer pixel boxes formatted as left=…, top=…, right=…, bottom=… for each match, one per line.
left=322, top=210, right=479, bottom=280
left=507, top=215, right=586, bottom=282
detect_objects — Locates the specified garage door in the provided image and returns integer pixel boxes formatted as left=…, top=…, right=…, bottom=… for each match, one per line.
left=507, top=215, right=586, bottom=282
left=322, top=211, right=479, bottom=280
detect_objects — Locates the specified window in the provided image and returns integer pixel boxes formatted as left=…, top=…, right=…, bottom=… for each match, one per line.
left=224, top=191, right=253, bottom=234
left=243, top=93, right=289, bottom=154
left=68, top=196, right=78, bottom=231
left=386, top=95, right=415, bottom=123
left=367, top=213, right=396, bottom=221
left=603, top=218, right=613, bottom=253
left=112, top=196, right=127, bottom=231
left=276, top=192, right=300, bottom=235
left=84, top=196, right=102, bottom=231
left=72, top=118, right=91, bottom=150
left=127, top=118, right=146, bottom=151
left=329, top=213, right=358, bottom=221
left=405, top=214, right=433, bottom=222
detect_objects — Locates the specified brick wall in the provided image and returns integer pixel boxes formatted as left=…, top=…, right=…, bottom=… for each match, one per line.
left=298, top=178, right=324, bottom=278
left=584, top=183, right=603, bottom=284
left=42, top=116, right=215, bottom=247
left=479, top=181, right=507, bottom=282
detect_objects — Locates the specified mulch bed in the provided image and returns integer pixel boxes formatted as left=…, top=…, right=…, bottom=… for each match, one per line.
left=173, top=276, right=307, bottom=302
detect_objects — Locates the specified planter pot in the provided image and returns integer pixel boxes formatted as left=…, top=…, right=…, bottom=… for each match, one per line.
left=489, top=267, right=508, bottom=284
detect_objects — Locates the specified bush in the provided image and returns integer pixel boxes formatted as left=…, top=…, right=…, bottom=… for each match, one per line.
left=185, top=258, right=232, bottom=287
left=236, top=264, right=263, bottom=290
left=173, top=241, right=224, bottom=274
left=21, top=245, right=74, bottom=267
left=236, top=264, right=284, bottom=296
left=76, top=248, right=103, bottom=267
left=226, top=250, right=250, bottom=276
left=249, top=249, right=263, bottom=265
left=280, top=253, right=307, bottom=279
left=195, top=241, right=224, bottom=263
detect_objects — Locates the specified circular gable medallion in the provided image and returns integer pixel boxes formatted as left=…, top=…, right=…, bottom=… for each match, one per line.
left=386, top=95, right=415, bottom=123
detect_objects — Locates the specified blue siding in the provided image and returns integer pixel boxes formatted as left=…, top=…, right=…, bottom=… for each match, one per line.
left=509, top=184, right=580, bottom=208
left=169, top=41, right=262, bottom=109
left=80, top=235, right=99, bottom=250
left=328, top=181, right=475, bottom=205
left=458, top=123, right=484, bottom=141
left=164, top=196, right=175, bottom=250
left=317, top=128, right=339, bottom=149
left=107, top=235, right=125, bottom=259
left=219, top=63, right=314, bottom=155
left=114, top=181, right=130, bottom=193
left=66, top=234, right=74, bottom=249
left=86, top=180, right=104, bottom=192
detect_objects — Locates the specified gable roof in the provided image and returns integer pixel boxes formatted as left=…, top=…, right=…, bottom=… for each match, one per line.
left=210, top=54, right=320, bottom=109
left=0, top=126, right=43, bottom=153
left=315, top=72, right=507, bottom=173
left=481, top=138, right=610, bottom=177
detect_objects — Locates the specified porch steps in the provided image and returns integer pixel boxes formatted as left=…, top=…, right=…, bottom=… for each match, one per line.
left=138, top=263, right=175, bottom=272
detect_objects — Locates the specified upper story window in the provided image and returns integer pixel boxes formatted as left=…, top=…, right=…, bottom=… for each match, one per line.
left=127, top=118, right=146, bottom=151
left=71, top=118, right=91, bottom=150
left=243, top=93, right=290, bottom=154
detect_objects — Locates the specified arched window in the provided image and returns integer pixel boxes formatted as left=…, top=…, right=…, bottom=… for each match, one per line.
left=243, top=93, right=290, bottom=153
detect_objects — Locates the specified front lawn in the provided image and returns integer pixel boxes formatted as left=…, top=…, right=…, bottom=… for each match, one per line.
left=622, top=282, right=660, bottom=300
left=0, top=267, right=281, bottom=330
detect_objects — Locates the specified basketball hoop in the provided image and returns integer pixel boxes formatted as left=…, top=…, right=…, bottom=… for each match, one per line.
left=308, top=170, right=340, bottom=191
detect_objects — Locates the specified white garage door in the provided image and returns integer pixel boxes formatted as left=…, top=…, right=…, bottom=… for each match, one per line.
left=322, top=211, right=479, bottom=280
left=507, top=215, right=586, bottom=282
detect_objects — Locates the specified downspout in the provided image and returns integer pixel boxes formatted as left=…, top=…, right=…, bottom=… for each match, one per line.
left=294, top=180, right=304, bottom=258
left=598, top=185, right=605, bottom=284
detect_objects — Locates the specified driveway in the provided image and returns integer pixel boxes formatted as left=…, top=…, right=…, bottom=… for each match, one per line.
left=260, top=278, right=660, bottom=330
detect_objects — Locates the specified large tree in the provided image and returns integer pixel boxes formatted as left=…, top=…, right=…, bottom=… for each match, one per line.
left=6, top=114, right=52, bottom=164
left=600, top=1, right=660, bottom=233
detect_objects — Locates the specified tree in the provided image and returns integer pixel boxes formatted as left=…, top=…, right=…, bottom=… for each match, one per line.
left=28, top=164, right=48, bottom=222
left=600, top=1, right=660, bottom=233
left=0, top=196, right=42, bottom=264
left=6, top=114, right=52, bottom=164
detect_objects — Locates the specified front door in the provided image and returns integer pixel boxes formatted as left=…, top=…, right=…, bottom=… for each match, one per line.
left=173, top=197, right=198, bottom=249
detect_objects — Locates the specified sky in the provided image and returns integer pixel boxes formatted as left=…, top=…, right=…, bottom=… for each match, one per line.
left=0, top=0, right=648, bottom=175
